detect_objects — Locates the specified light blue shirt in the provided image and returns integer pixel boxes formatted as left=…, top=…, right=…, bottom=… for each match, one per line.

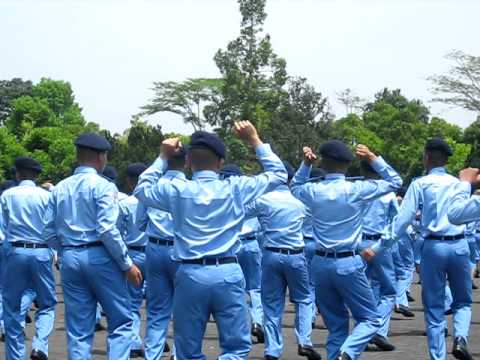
left=448, top=181, right=480, bottom=225
left=43, top=166, right=132, bottom=271
left=1, top=180, right=50, bottom=244
left=134, top=143, right=287, bottom=260
left=136, top=170, right=187, bottom=240
left=394, top=167, right=465, bottom=241
left=246, top=185, right=305, bottom=249
left=240, top=217, right=261, bottom=238
left=362, top=192, right=399, bottom=235
left=117, top=195, right=147, bottom=247
left=302, top=207, right=314, bottom=239
left=291, top=157, right=402, bottom=252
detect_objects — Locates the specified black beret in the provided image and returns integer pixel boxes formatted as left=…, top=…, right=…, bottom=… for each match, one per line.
left=219, top=164, right=244, bottom=178
left=14, top=157, right=42, bottom=173
left=319, top=140, right=354, bottom=162
left=283, top=161, right=295, bottom=180
left=425, top=138, right=453, bottom=156
left=126, top=163, right=147, bottom=178
left=189, top=131, right=226, bottom=159
left=102, top=165, right=118, bottom=182
left=75, top=132, right=111, bottom=152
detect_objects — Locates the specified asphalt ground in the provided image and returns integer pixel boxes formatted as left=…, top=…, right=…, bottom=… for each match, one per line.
left=3, top=273, right=480, bottom=359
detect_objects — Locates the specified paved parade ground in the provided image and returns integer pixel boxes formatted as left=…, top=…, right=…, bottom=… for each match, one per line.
left=4, top=273, right=480, bottom=360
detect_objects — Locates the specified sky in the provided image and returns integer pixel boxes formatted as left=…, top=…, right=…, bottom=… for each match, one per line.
left=1, top=0, right=479, bottom=135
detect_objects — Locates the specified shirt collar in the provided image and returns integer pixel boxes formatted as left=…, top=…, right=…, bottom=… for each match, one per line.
left=74, top=166, right=98, bottom=175
left=192, top=170, right=218, bottom=180
left=429, top=167, right=446, bottom=175
left=325, top=173, right=346, bottom=180
left=19, top=180, right=36, bottom=187
left=165, top=170, right=186, bottom=179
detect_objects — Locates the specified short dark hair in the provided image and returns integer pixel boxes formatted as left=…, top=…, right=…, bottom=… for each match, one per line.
left=77, top=147, right=102, bottom=163
left=168, top=154, right=186, bottom=170
left=425, top=149, right=448, bottom=167
left=189, top=148, right=220, bottom=170
left=16, top=168, right=39, bottom=181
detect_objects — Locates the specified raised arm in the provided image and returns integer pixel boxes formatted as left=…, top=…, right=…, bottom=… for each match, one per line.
left=448, top=168, right=480, bottom=224
left=232, top=121, right=287, bottom=205
left=291, top=146, right=317, bottom=206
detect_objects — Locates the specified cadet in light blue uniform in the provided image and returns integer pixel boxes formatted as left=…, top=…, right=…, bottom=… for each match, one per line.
left=117, top=163, right=149, bottom=358
left=245, top=161, right=321, bottom=360
left=359, top=160, right=398, bottom=352
left=394, top=138, right=472, bottom=360
left=137, top=151, right=188, bottom=360
left=134, top=121, right=287, bottom=359
left=43, top=133, right=143, bottom=360
left=1, top=157, right=57, bottom=360
left=219, top=164, right=265, bottom=344
left=292, top=141, right=402, bottom=360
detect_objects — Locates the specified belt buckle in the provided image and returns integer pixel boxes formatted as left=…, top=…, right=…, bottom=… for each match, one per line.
left=201, top=258, right=208, bottom=266
left=23, top=243, right=28, bottom=249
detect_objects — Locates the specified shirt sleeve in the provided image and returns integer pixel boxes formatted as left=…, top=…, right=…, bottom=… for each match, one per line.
left=133, top=158, right=172, bottom=212
left=291, top=162, right=315, bottom=207
left=447, top=182, right=480, bottom=225
left=245, top=198, right=263, bottom=219
left=135, top=201, right=149, bottom=232
left=96, top=183, right=132, bottom=271
left=116, top=200, right=128, bottom=241
left=235, top=144, right=287, bottom=206
left=42, top=192, right=61, bottom=250
left=393, top=181, right=422, bottom=241
left=351, top=157, right=403, bottom=203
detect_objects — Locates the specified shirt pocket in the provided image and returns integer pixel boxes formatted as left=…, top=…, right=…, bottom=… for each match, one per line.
left=335, top=255, right=364, bottom=275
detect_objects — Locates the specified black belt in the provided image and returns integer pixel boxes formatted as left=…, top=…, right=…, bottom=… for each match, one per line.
left=265, top=247, right=304, bottom=255
left=128, top=245, right=146, bottom=252
left=428, top=234, right=464, bottom=241
left=303, top=236, right=314, bottom=241
left=149, top=237, right=174, bottom=246
left=240, top=235, right=256, bottom=242
left=362, top=234, right=382, bottom=241
left=316, top=250, right=359, bottom=258
left=12, top=242, right=48, bottom=249
left=181, top=256, right=238, bottom=265
left=64, top=241, right=103, bottom=249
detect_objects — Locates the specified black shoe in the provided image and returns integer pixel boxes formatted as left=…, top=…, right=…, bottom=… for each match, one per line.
left=129, top=349, right=145, bottom=358
left=252, top=323, right=265, bottom=343
left=298, top=345, right=322, bottom=360
left=407, top=292, right=415, bottom=302
left=312, top=321, right=316, bottom=329
left=337, top=353, right=352, bottom=360
left=445, top=308, right=454, bottom=316
left=163, top=342, right=170, bottom=353
left=31, top=349, right=48, bottom=360
left=0, top=333, right=4, bottom=342
left=370, top=335, right=395, bottom=351
left=475, top=269, right=480, bottom=278
left=472, top=282, right=478, bottom=290
left=94, top=323, right=106, bottom=332
left=394, top=304, right=415, bottom=318
left=452, top=337, right=473, bottom=360
left=265, top=356, right=278, bottom=360
left=25, top=313, right=32, bottom=324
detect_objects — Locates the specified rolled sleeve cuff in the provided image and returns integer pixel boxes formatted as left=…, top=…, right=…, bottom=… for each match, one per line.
left=255, top=143, right=272, bottom=157
left=119, top=256, right=133, bottom=272
left=457, top=181, right=472, bottom=195
left=370, top=156, right=387, bottom=172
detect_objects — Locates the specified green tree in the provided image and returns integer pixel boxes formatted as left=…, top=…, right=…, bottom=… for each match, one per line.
left=141, top=78, right=223, bottom=131
left=463, top=116, right=480, bottom=167
left=0, top=78, right=33, bottom=125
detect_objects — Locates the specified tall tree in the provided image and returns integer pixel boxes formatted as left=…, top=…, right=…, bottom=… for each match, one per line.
left=140, top=78, right=223, bottom=131
left=336, top=88, right=365, bottom=115
left=0, top=78, right=33, bottom=125
left=429, top=50, right=480, bottom=113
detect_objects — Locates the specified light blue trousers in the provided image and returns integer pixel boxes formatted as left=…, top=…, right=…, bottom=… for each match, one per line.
left=3, top=247, right=56, bottom=360
left=261, top=250, right=313, bottom=358
left=312, top=254, right=381, bottom=360
left=173, top=262, right=251, bottom=360
left=420, top=239, right=472, bottom=360
left=127, top=249, right=146, bottom=352
left=61, top=246, right=133, bottom=360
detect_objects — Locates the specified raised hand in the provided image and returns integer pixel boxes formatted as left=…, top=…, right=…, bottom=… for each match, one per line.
left=233, top=120, right=262, bottom=147
left=458, top=167, right=480, bottom=186
left=355, top=144, right=377, bottom=162
left=160, top=138, right=181, bottom=159
left=303, top=146, right=317, bottom=165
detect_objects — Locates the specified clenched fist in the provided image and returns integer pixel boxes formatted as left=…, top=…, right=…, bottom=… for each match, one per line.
left=233, top=121, right=262, bottom=147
